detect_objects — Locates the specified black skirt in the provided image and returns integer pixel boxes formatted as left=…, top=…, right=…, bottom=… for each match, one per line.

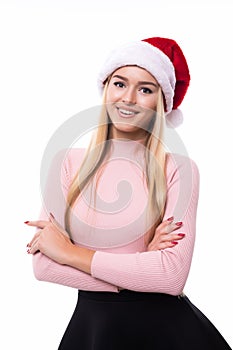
left=58, top=290, right=231, bottom=350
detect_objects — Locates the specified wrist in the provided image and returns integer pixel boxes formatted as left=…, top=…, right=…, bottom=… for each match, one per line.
left=65, top=244, right=96, bottom=275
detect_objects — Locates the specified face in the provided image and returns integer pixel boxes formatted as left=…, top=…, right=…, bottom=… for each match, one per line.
left=105, top=66, right=159, bottom=140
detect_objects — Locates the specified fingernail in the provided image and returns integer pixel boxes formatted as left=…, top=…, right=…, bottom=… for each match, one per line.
left=175, top=222, right=183, bottom=226
left=167, top=216, right=174, bottom=221
left=49, top=212, right=55, bottom=219
left=24, top=221, right=29, bottom=224
left=26, top=243, right=30, bottom=247
left=171, top=241, right=178, bottom=245
left=27, top=249, right=31, bottom=254
left=178, top=233, right=185, bottom=237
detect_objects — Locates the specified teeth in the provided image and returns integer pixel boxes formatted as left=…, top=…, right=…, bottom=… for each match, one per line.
left=119, top=109, right=135, bottom=115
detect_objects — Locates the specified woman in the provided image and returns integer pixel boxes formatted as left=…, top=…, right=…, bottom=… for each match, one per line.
left=25, top=37, right=232, bottom=349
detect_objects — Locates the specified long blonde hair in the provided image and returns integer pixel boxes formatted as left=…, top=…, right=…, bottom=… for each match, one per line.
left=65, top=80, right=167, bottom=238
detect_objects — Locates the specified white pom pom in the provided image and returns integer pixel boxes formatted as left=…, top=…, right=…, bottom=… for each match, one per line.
left=165, top=109, right=183, bottom=128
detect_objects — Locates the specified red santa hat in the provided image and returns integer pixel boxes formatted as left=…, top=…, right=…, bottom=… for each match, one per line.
left=97, top=37, right=190, bottom=128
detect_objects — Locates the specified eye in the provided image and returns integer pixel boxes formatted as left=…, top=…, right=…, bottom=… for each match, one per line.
left=113, top=81, right=125, bottom=88
left=140, top=87, right=153, bottom=94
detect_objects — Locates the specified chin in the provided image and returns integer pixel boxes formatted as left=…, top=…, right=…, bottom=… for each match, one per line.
left=113, top=123, right=139, bottom=133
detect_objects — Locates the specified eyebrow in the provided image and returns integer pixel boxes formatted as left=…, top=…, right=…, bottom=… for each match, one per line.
left=112, top=74, right=159, bottom=88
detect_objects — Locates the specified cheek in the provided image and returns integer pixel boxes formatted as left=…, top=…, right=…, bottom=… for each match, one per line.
left=149, top=95, right=158, bottom=110
left=106, top=87, right=121, bottom=103
left=139, top=97, right=157, bottom=111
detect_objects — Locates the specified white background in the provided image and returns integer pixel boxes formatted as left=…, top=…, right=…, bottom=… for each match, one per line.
left=0, top=0, right=232, bottom=348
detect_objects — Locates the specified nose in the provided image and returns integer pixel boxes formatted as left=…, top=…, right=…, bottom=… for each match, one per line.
left=121, top=87, right=136, bottom=104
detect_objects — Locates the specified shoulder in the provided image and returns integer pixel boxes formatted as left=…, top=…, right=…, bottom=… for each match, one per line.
left=62, top=146, right=86, bottom=170
left=166, top=152, right=199, bottom=171
left=62, top=147, right=86, bottom=166
left=59, top=148, right=86, bottom=186
left=165, top=153, right=200, bottom=187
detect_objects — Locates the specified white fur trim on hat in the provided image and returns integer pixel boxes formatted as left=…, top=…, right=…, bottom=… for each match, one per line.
left=165, top=109, right=183, bottom=128
left=97, top=41, right=176, bottom=114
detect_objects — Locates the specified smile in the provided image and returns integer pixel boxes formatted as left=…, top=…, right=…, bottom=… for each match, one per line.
left=116, top=107, right=139, bottom=118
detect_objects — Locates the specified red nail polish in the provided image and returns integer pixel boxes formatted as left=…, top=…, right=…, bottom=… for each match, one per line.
left=27, top=249, right=30, bottom=254
left=171, top=241, right=178, bottom=245
left=24, top=221, right=29, bottom=224
left=178, top=233, right=185, bottom=237
left=175, top=222, right=183, bottom=226
left=167, top=216, right=174, bottom=221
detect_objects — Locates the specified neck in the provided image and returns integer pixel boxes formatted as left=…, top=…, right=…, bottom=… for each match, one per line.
left=108, top=127, right=149, bottom=146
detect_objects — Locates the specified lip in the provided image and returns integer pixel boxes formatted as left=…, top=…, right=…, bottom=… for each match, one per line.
left=116, top=106, right=139, bottom=118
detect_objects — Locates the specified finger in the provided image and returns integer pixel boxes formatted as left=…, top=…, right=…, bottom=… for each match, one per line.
left=49, top=213, right=60, bottom=227
left=28, top=231, right=41, bottom=247
left=29, top=240, right=40, bottom=254
left=163, top=241, right=179, bottom=249
left=25, top=220, right=50, bottom=229
left=49, top=213, right=70, bottom=238
left=165, top=221, right=183, bottom=234
left=155, top=217, right=176, bottom=235
left=161, top=233, right=185, bottom=242
left=157, top=216, right=174, bottom=230
left=148, top=240, right=179, bottom=251
left=165, top=216, right=174, bottom=223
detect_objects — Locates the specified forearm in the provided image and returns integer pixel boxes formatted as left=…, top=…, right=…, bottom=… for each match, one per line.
left=61, top=224, right=194, bottom=295
left=61, top=240, right=193, bottom=295
left=63, top=244, right=96, bottom=275
left=68, top=157, right=199, bottom=295
left=91, top=246, right=192, bottom=295
left=32, top=251, right=119, bottom=292
left=31, top=152, right=199, bottom=295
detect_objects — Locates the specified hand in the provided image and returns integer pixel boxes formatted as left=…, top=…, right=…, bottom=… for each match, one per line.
left=147, top=217, right=185, bottom=251
left=25, top=214, right=75, bottom=265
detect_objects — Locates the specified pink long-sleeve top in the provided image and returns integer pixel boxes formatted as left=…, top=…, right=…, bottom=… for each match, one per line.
left=33, top=138, right=200, bottom=296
